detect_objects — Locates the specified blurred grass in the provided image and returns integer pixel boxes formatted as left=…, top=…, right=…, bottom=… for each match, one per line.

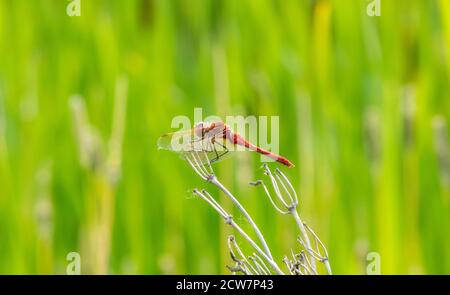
left=0, top=0, right=449, bottom=274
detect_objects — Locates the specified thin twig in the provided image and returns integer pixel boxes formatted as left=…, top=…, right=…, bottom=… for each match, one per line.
left=186, top=151, right=274, bottom=260
left=193, top=189, right=284, bottom=275
left=252, top=164, right=319, bottom=273
left=181, top=147, right=331, bottom=275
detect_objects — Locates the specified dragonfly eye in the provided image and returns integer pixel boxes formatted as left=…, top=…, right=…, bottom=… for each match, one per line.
left=194, top=122, right=204, bottom=129
left=194, top=122, right=205, bottom=137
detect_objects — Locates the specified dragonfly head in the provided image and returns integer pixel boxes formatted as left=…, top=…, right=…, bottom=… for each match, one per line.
left=194, top=121, right=216, bottom=137
left=194, top=121, right=224, bottom=137
left=193, top=121, right=205, bottom=137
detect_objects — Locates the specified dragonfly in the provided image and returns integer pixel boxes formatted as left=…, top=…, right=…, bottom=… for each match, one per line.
left=157, top=121, right=295, bottom=168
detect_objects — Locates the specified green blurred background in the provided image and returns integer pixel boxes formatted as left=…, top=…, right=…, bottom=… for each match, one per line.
left=1, top=0, right=449, bottom=274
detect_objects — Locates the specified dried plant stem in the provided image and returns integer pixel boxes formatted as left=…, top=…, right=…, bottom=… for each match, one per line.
left=228, top=218, right=283, bottom=274
left=324, top=256, right=332, bottom=275
left=302, top=223, right=332, bottom=275
left=194, top=189, right=284, bottom=275
left=291, top=208, right=317, bottom=273
left=210, top=176, right=274, bottom=261
left=261, top=164, right=317, bottom=273
left=253, top=165, right=332, bottom=275
left=185, top=152, right=274, bottom=260
left=184, top=151, right=331, bottom=275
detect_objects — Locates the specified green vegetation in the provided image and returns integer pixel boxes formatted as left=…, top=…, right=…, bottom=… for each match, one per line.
left=0, top=0, right=449, bottom=274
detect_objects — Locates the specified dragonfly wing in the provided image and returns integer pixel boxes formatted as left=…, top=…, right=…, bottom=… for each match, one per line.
left=159, top=125, right=236, bottom=166
left=157, top=129, right=200, bottom=151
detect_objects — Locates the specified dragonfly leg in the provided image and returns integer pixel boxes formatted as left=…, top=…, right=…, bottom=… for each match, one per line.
left=189, top=137, right=209, bottom=152
left=210, top=139, right=220, bottom=163
left=211, top=140, right=229, bottom=163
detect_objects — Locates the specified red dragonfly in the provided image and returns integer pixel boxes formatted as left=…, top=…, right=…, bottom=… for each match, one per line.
left=158, top=121, right=294, bottom=168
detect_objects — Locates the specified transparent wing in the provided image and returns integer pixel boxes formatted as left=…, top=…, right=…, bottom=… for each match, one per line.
left=157, top=129, right=200, bottom=152
left=158, top=126, right=235, bottom=165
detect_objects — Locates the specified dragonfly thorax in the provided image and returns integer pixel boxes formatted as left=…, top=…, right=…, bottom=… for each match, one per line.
left=193, top=121, right=225, bottom=138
